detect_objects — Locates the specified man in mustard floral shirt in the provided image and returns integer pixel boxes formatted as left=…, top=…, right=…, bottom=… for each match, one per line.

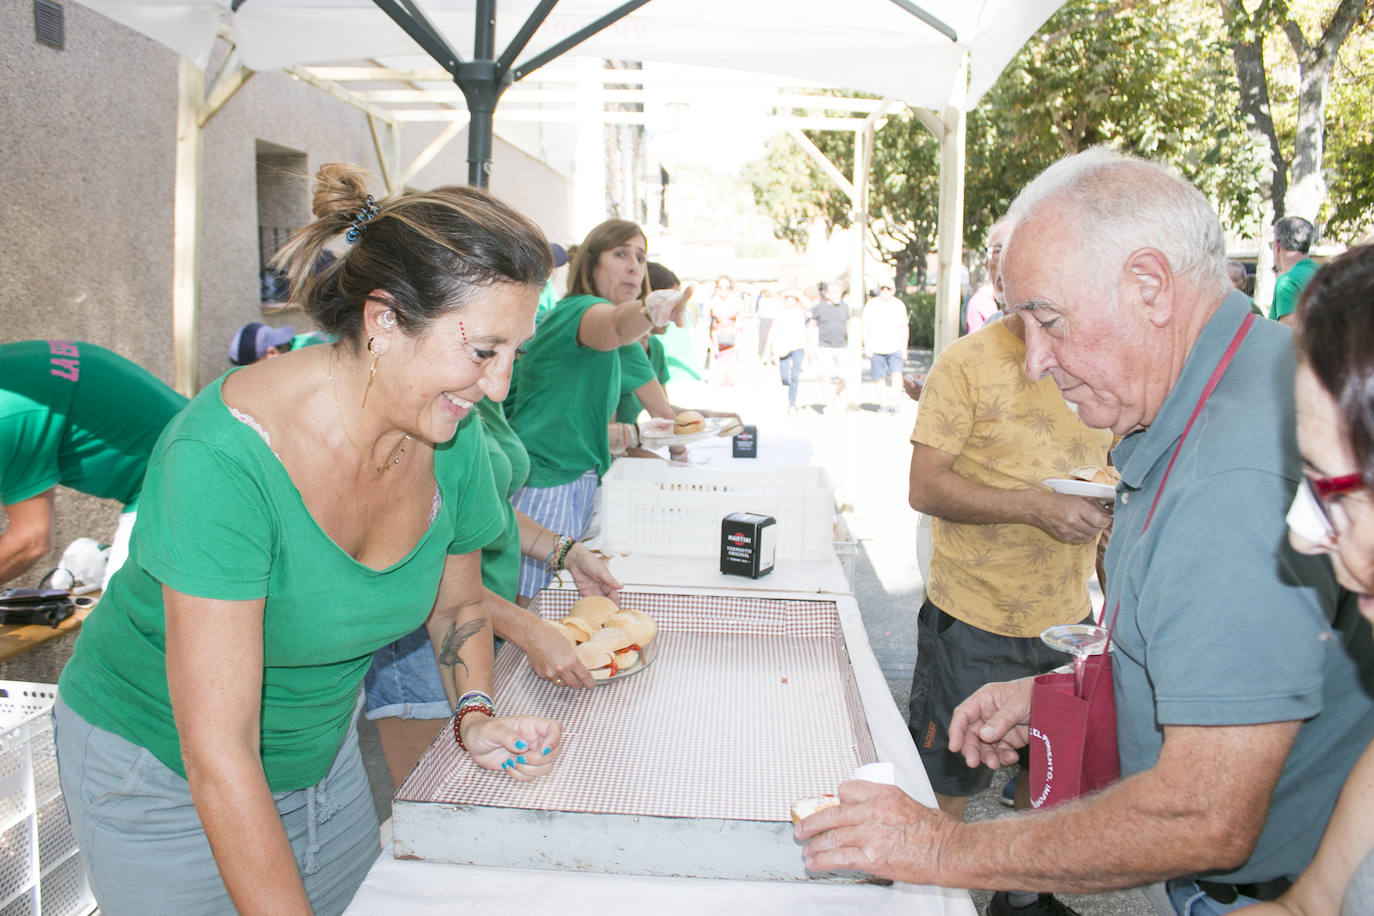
left=907, top=308, right=1112, bottom=916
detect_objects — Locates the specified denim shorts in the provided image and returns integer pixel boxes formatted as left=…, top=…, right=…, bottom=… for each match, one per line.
left=511, top=469, right=599, bottom=599
left=53, top=695, right=379, bottom=915
left=869, top=351, right=904, bottom=380
left=363, top=623, right=450, bottom=720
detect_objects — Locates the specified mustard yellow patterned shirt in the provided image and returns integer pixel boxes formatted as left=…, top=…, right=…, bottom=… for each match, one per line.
left=911, top=319, right=1113, bottom=637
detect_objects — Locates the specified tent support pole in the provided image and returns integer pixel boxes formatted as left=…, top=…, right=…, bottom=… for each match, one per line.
left=172, top=56, right=204, bottom=397
left=932, top=57, right=966, bottom=356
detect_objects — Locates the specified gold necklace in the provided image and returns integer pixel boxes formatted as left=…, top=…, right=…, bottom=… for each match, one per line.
left=329, top=347, right=411, bottom=472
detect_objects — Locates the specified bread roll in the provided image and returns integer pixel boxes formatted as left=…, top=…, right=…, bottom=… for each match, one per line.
left=550, top=619, right=579, bottom=647
left=558, top=616, right=596, bottom=643
left=604, top=610, right=657, bottom=647
left=790, top=795, right=839, bottom=824
left=614, top=648, right=639, bottom=670
left=575, top=642, right=613, bottom=670
left=568, top=595, right=618, bottom=628
left=1070, top=465, right=1120, bottom=487
left=673, top=410, right=706, bottom=434
left=590, top=665, right=617, bottom=681
left=588, top=625, right=633, bottom=652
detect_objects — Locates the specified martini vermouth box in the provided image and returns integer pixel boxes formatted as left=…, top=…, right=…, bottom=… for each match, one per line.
left=720, top=511, right=776, bottom=578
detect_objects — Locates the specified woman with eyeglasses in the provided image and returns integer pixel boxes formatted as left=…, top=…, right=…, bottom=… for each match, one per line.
left=1242, top=244, right=1374, bottom=913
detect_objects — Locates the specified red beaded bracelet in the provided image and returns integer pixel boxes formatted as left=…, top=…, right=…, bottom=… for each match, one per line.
left=453, top=702, right=494, bottom=751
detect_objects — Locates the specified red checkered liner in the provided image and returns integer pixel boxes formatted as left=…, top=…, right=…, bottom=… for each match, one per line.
left=397, top=590, right=876, bottom=823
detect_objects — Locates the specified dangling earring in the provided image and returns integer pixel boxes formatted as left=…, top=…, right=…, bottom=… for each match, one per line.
left=362, top=337, right=379, bottom=408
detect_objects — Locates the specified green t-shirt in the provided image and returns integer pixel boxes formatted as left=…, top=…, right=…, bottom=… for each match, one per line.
left=0, top=340, right=187, bottom=509
left=1270, top=256, right=1319, bottom=320
left=509, top=295, right=624, bottom=487
left=614, top=336, right=670, bottom=424
left=475, top=397, right=529, bottom=600
left=58, top=373, right=505, bottom=791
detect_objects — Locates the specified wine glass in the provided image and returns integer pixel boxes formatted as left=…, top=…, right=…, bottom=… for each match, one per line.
left=1040, top=623, right=1110, bottom=697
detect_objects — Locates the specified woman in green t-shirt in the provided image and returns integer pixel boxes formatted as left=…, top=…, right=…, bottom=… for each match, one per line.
left=365, top=394, right=623, bottom=787
left=507, top=219, right=690, bottom=600
left=55, top=164, right=562, bottom=915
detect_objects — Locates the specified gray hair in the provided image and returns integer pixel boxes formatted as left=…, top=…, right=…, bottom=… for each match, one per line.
left=1005, top=147, right=1229, bottom=301
left=1274, top=215, right=1314, bottom=254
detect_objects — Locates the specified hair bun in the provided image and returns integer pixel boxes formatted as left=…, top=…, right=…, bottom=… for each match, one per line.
left=311, top=163, right=375, bottom=220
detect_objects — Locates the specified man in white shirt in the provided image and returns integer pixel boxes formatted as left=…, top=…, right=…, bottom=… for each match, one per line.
left=861, top=284, right=910, bottom=411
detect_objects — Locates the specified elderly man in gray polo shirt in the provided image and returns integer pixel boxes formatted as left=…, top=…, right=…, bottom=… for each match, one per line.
left=795, top=148, right=1374, bottom=914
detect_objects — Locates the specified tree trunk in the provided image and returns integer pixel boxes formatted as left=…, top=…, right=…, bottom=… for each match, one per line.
left=1221, top=1, right=1285, bottom=218
left=1281, top=0, right=1368, bottom=223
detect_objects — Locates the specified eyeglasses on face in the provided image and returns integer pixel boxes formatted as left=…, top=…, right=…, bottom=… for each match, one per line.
left=1291, top=472, right=1364, bottom=540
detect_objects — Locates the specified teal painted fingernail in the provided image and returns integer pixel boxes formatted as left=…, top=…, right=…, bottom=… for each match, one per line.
left=514, top=740, right=528, bottom=751
left=542, top=747, right=552, bottom=755
left=516, top=755, right=527, bottom=764
left=501, top=759, right=512, bottom=769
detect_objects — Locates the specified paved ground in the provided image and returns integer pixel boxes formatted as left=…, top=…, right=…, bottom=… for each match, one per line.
left=359, top=347, right=1161, bottom=915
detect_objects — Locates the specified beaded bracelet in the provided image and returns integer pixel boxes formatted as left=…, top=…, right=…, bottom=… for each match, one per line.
left=453, top=698, right=495, bottom=751
left=456, top=689, right=494, bottom=710
left=545, top=534, right=576, bottom=573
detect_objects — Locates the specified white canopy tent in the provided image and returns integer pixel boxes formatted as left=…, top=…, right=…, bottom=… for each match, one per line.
left=73, top=0, right=1065, bottom=393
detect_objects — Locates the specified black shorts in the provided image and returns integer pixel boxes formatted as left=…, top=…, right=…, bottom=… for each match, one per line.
left=907, top=598, right=1088, bottom=797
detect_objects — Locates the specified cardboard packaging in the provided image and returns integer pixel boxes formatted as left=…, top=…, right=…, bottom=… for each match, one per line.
left=732, top=425, right=758, bottom=458
left=720, top=512, right=776, bottom=578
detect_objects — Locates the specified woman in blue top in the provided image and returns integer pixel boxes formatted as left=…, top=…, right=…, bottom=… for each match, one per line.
left=55, top=163, right=562, bottom=915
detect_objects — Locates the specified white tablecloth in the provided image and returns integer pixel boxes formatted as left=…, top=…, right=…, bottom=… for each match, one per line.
left=345, top=588, right=974, bottom=915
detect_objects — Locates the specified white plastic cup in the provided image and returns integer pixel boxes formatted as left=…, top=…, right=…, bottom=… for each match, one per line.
left=852, top=761, right=896, bottom=785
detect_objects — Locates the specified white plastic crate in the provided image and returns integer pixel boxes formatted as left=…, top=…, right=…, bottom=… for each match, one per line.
left=599, top=462, right=837, bottom=562
left=0, top=682, right=94, bottom=916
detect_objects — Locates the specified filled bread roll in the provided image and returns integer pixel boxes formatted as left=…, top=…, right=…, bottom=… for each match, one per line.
left=673, top=410, right=706, bottom=434
left=588, top=625, right=634, bottom=652
left=550, top=619, right=580, bottom=646
left=790, top=795, right=839, bottom=824
left=604, top=610, right=658, bottom=647
left=568, top=595, right=618, bottom=628
left=558, top=616, right=597, bottom=644
left=575, top=642, right=613, bottom=670
left=614, top=647, right=640, bottom=670
left=1070, top=465, right=1120, bottom=486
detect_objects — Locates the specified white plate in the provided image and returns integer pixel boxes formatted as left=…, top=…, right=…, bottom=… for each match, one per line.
left=1043, top=478, right=1116, bottom=500
left=638, top=416, right=742, bottom=447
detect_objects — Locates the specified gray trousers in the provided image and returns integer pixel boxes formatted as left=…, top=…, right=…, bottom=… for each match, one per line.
left=53, top=695, right=379, bottom=915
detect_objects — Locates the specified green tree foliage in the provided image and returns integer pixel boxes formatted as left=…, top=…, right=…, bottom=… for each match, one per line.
left=746, top=0, right=1264, bottom=283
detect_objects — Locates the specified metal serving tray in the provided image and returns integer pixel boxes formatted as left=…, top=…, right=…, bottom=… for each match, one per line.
left=391, top=589, right=877, bottom=882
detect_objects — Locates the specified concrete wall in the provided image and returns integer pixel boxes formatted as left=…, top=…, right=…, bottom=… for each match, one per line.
left=0, top=2, right=571, bottom=580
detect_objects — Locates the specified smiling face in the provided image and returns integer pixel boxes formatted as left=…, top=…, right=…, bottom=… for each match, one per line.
left=382, top=282, right=539, bottom=445
left=1003, top=209, right=1151, bottom=435
left=1291, top=361, right=1374, bottom=619
left=591, top=235, right=647, bottom=304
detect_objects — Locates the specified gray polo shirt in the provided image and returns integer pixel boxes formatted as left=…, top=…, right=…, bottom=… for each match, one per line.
left=1107, top=292, right=1374, bottom=884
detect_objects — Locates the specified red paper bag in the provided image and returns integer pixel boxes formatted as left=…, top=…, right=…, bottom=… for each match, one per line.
left=1028, top=652, right=1120, bottom=809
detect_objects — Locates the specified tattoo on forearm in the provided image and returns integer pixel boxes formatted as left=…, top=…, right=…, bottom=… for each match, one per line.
left=438, top=618, right=487, bottom=677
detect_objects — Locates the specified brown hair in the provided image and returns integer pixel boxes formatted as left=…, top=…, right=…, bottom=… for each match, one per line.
left=1295, top=245, right=1374, bottom=481
left=565, top=219, right=649, bottom=301
left=271, top=163, right=552, bottom=348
